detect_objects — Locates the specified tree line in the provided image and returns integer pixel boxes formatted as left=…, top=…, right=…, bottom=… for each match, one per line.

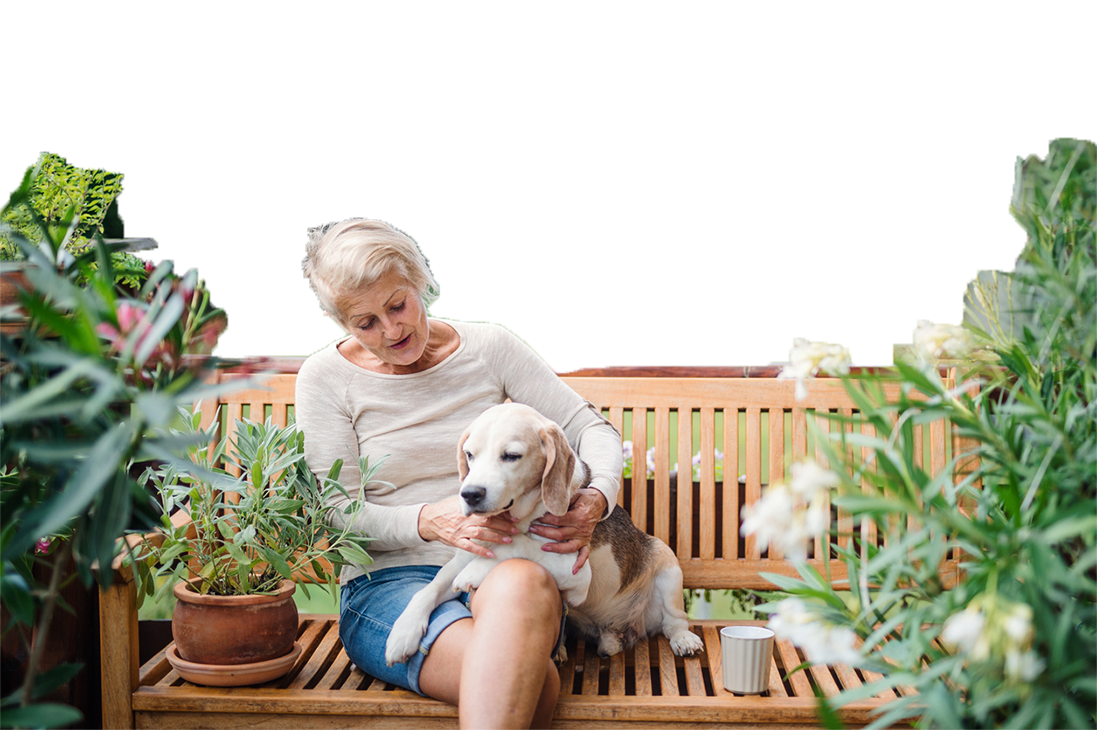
left=89, top=136, right=1031, bottom=305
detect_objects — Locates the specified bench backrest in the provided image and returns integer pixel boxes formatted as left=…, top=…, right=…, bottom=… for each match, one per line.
left=199, top=371, right=969, bottom=590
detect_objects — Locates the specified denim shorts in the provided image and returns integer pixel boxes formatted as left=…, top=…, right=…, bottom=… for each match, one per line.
left=339, top=565, right=473, bottom=696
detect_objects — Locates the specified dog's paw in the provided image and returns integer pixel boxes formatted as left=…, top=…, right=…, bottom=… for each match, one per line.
left=670, top=629, right=705, bottom=657
left=384, top=613, right=428, bottom=667
left=597, top=632, right=624, bottom=658
left=451, top=561, right=489, bottom=595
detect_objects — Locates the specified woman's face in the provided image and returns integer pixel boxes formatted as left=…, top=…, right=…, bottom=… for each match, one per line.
left=337, top=269, right=430, bottom=372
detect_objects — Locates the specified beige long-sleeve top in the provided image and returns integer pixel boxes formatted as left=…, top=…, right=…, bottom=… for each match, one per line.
left=294, top=320, right=623, bottom=583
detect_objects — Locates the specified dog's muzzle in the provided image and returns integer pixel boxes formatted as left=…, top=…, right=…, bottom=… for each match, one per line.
left=461, top=486, right=486, bottom=510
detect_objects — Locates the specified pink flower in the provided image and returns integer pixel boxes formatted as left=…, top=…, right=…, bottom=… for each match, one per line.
left=35, top=537, right=51, bottom=555
left=116, top=303, right=144, bottom=334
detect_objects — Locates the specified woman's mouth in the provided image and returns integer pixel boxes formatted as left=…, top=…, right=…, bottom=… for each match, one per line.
left=390, top=334, right=413, bottom=350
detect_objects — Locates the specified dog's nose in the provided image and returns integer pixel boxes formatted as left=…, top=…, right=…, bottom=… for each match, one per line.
left=461, top=486, right=486, bottom=508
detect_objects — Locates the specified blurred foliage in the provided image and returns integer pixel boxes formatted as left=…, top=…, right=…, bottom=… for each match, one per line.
left=15, top=136, right=1026, bottom=307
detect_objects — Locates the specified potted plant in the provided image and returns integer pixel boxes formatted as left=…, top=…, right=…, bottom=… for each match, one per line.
left=124, top=408, right=379, bottom=686
left=0, top=168, right=234, bottom=726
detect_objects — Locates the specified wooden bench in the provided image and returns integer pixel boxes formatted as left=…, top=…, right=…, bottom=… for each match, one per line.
left=100, top=366, right=968, bottom=728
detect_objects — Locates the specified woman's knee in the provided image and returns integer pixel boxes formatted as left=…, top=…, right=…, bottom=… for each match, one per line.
left=473, top=559, right=561, bottom=621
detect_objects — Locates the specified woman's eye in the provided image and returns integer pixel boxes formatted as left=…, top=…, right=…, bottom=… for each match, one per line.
left=391, top=302, right=405, bottom=313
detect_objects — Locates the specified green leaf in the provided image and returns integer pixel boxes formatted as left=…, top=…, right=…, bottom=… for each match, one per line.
left=0, top=702, right=83, bottom=729
left=260, top=546, right=294, bottom=580
left=1041, top=514, right=1097, bottom=545
left=6, top=425, right=133, bottom=559
left=0, top=570, right=35, bottom=626
left=28, top=662, right=84, bottom=700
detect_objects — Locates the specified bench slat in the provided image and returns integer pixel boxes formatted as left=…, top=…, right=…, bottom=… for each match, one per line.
left=722, top=407, right=739, bottom=560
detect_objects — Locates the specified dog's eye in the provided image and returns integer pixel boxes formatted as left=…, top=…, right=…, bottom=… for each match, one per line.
left=501, top=452, right=522, bottom=462
left=464, top=451, right=474, bottom=462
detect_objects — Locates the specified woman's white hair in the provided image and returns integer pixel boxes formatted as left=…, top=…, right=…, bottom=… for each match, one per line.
left=302, top=218, right=440, bottom=324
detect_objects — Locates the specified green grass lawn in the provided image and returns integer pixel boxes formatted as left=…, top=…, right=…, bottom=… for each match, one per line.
left=213, top=262, right=960, bottom=364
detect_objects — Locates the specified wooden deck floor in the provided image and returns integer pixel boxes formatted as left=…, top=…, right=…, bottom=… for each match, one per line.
left=132, top=617, right=899, bottom=729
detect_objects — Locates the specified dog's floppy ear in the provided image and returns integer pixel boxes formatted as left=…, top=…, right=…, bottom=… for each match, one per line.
left=457, top=428, right=472, bottom=481
left=540, top=423, right=575, bottom=516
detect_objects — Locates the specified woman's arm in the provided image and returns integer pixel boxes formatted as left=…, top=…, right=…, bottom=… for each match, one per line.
left=295, top=359, right=427, bottom=552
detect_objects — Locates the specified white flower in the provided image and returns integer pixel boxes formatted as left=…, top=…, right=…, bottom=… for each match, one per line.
left=646, top=447, right=656, bottom=477
left=947, top=255, right=991, bottom=285
left=788, top=461, right=841, bottom=502
left=1002, top=603, right=1034, bottom=645
left=913, top=321, right=975, bottom=362
left=741, top=461, right=837, bottom=563
left=622, top=440, right=634, bottom=462
left=942, top=605, right=987, bottom=656
left=768, top=598, right=862, bottom=666
left=779, top=338, right=852, bottom=401
left=741, top=483, right=796, bottom=554
left=1005, top=649, right=1046, bottom=682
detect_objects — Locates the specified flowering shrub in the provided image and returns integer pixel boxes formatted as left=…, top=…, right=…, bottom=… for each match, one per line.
left=745, top=139, right=1095, bottom=728
left=779, top=338, right=851, bottom=400
left=0, top=171, right=236, bottom=727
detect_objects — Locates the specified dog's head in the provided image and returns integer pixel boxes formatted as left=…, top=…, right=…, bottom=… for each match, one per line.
left=456, top=403, right=575, bottom=520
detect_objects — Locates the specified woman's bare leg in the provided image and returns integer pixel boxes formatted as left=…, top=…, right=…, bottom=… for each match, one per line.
left=418, top=559, right=562, bottom=729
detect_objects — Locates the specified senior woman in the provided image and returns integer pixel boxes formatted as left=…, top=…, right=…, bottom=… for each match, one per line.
left=295, top=218, right=622, bottom=729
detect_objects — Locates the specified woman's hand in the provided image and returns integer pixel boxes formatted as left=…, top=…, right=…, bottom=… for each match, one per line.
left=418, top=495, right=520, bottom=559
left=528, top=488, right=607, bottom=574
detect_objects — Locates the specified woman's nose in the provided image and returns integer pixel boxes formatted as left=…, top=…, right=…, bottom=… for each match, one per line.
left=380, top=317, right=401, bottom=340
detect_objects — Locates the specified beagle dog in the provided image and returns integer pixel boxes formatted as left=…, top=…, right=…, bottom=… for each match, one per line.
left=384, top=402, right=703, bottom=667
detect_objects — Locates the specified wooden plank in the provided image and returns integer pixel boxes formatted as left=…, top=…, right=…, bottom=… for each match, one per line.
left=830, top=662, right=862, bottom=693
left=100, top=579, right=140, bottom=729
left=930, top=418, right=946, bottom=485
left=767, top=408, right=785, bottom=561
left=631, top=407, right=648, bottom=531
left=609, top=407, right=624, bottom=507
left=608, top=652, right=626, bottom=696
left=559, top=640, right=577, bottom=696
left=582, top=647, right=601, bottom=696
left=285, top=620, right=340, bottom=690
left=699, top=407, right=716, bottom=561
left=654, top=408, right=671, bottom=545
left=860, top=421, right=877, bottom=551
left=683, top=654, right=706, bottom=697
left=633, top=637, right=652, bottom=697
left=313, top=648, right=353, bottom=691
left=677, top=407, right=693, bottom=559
left=560, top=377, right=909, bottom=412
left=701, top=625, right=729, bottom=698
left=722, top=408, right=739, bottom=560
left=767, top=649, right=788, bottom=698
left=656, top=636, right=679, bottom=696
left=806, top=661, right=841, bottom=698
left=745, top=408, right=761, bottom=559
left=813, top=410, right=831, bottom=560
left=774, top=640, right=812, bottom=698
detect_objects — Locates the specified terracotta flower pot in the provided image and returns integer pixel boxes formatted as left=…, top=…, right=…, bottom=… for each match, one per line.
left=171, top=579, right=298, bottom=666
